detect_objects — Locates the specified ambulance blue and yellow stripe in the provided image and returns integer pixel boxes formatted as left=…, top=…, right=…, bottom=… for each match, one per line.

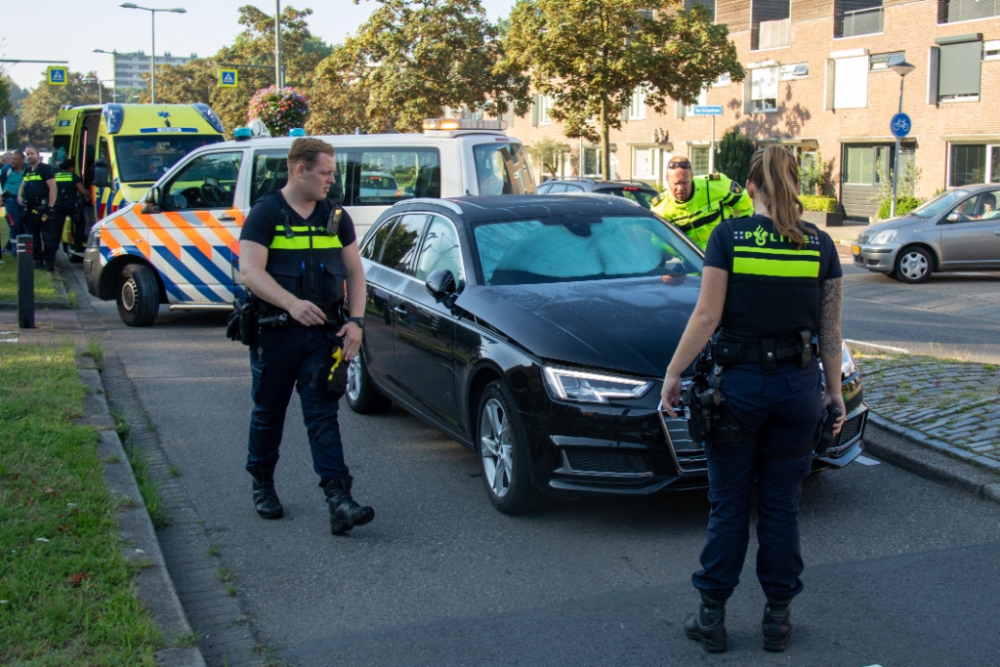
left=93, top=184, right=128, bottom=219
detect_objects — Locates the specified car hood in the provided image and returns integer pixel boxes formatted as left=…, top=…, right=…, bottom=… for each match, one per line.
left=857, top=215, right=926, bottom=240
left=454, top=276, right=701, bottom=378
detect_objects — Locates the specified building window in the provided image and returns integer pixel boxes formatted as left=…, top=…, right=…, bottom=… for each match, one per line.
left=750, top=67, right=778, bottom=113
left=627, top=88, right=647, bottom=120
left=948, top=144, right=1000, bottom=187
left=838, top=3, right=883, bottom=38
left=937, top=38, right=982, bottom=102
left=714, top=72, right=731, bottom=86
left=870, top=51, right=905, bottom=71
left=780, top=63, right=809, bottom=80
left=844, top=145, right=892, bottom=186
left=833, top=55, right=868, bottom=109
left=633, top=148, right=656, bottom=179
left=539, top=95, right=553, bottom=125
left=583, top=147, right=617, bottom=177
left=942, top=0, right=999, bottom=23
left=984, top=40, right=1000, bottom=60
left=752, top=0, right=791, bottom=51
left=685, top=88, right=708, bottom=115
left=690, top=146, right=710, bottom=175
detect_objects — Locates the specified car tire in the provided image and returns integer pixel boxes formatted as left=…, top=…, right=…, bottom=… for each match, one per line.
left=476, top=380, right=545, bottom=515
left=346, top=349, right=392, bottom=414
left=894, top=246, right=933, bottom=284
left=116, top=264, right=160, bottom=327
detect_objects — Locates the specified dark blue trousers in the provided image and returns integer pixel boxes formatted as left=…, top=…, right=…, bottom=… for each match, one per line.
left=246, top=326, right=350, bottom=485
left=692, top=360, right=823, bottom=602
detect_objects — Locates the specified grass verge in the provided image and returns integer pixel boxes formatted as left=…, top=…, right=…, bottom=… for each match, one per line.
left=0, top=343, right=161, bottom=664
left=111, top=408, right=168, bottom=529
left=0, top=256, right=58, bottom=302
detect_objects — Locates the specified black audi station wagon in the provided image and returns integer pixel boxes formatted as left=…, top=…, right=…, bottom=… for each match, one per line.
left=347, top=195, right=867, bottom=514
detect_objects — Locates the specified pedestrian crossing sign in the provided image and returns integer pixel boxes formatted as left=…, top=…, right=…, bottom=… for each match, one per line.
left=219, top=68, right=238, bottom=88
left=47, top=66, right=68, bottom=86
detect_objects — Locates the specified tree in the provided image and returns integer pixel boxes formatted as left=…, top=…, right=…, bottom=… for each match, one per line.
left=15, top=71, right=110, bottom=147
left=526, top=138, right=571, bottom=178
left=714, top=127, right=755, bottom=187
left=307, top=47, right=391, bottom=135
left=325, top=0, right=530, bottom=133
left=504, top=0, right=744, bottom=179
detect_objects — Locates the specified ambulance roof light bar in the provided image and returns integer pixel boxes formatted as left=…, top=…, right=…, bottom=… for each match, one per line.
left=423, top=118, right=507, bottom=132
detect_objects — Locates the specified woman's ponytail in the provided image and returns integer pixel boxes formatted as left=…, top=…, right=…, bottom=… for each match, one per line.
left=748, top=146, right=805, bottom=246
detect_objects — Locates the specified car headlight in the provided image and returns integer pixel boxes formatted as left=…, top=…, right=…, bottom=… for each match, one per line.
left=542, top=366, right=652, bottom=404
left=841, top=343, right=858, bottom=378
left=870, top=229, right=897, bottom=244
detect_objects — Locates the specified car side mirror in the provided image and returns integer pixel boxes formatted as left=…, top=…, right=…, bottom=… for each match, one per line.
left=425, top=268, right=458, bottom=307
left=946, top=212, right=960, bottom=223
left=93, top=159, right=110, bottom=188
left=142, top=186, right=162, bottom=214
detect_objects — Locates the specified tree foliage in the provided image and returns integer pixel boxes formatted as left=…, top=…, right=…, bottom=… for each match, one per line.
left=307, top=47, right=390, bottom=135
left=323, top=0, right=530, bottom=133
left=714, top=127, right=756, bottom=187
left=527, top=138, right=572, bottom=177
left=504, top=0, right=744, bottom=179
left=15, top=71, right=110, bottom=147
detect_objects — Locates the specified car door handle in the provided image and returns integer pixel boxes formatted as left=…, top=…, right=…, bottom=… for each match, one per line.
left=218, top=213, right=235, bottom=221
left=393, top=305, right=408, bottom=315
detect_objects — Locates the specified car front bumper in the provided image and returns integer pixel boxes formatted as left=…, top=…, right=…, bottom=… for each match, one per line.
left=852, top=242, right=899, bottom=273
left=83, top=246, right=103, bottom=298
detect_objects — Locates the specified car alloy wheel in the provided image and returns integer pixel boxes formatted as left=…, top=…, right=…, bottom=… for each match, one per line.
left=895, top=246, right=932, bottom=284
left=480, top=397, right=513, bottom=499
left=344, top=349, right=392, bottom=414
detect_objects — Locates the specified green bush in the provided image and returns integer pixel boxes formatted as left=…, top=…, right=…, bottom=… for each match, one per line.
left=877, top=197, right=922, bottom=219
left=799, top=195, right=839, bottom=213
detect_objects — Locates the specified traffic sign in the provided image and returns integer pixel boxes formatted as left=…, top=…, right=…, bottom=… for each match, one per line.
left=691, top=105, right=723, bottom=116
left=219, top=68, right=238, bottom=88
left=890, top=112, right=911, bottom=139
left=47, top=66, right=68, bottom=86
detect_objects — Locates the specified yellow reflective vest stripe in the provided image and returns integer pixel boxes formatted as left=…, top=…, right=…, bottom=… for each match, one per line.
left=651, top=174, right=754, bottom=250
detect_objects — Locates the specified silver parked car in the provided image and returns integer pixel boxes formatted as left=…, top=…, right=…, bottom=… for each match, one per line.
left=852, top=184, right=1000, bottom=283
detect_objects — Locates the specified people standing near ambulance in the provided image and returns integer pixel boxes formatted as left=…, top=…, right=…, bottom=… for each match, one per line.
left=651, top=158, right=754, bottom=250
left=17, top=146, right=58, bottom=270
left=1, top=150, right=26, bottom=255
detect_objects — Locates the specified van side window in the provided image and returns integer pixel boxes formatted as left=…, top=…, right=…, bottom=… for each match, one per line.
left=356, top=148, right=440, bottom=206
left=377, top=214, right=427, bottom=274
left=362, top=216, right=399, bottom=261
left=251, top=148, right=359, bottom=207
left=472, top=143, right=536, bottom=195
left=162, top=151, right=243, bottom=211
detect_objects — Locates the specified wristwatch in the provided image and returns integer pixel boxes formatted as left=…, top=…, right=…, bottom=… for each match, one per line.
left=347, top=317, right=365, bottom=330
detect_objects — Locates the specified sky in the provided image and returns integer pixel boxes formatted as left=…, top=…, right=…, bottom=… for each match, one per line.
left=2, top=0, right=517, bottom=92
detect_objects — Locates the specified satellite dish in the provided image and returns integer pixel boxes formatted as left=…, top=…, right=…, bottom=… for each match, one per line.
left=248, top=118, right=271, bottom=137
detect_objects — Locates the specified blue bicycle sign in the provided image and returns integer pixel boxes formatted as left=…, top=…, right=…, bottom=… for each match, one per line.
left=890, top=113, right=912, bottom=139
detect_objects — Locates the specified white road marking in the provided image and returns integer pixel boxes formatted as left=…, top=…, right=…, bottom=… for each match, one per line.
left=855, top=455, right=881, bottom=466
left=844, top=339, right=910, bottom=354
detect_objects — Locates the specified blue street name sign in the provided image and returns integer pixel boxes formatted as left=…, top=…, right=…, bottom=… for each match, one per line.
left=47, top=66, right=68, bottom=86
left=890, top=112, right=911, bottom=139
left=691, top=105, right=723, bottom=116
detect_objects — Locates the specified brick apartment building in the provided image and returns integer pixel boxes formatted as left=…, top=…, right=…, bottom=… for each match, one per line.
left=500, top=0, right=1000, bottom=220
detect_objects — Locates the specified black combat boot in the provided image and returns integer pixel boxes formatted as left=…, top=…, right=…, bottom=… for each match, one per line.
left=684, top=591, right=728, bottom=653
left=323, top=477, right=374, bottom=535
left=250, top=466, right=283, bottom=519
left=761, top=597, right=792, bottom=652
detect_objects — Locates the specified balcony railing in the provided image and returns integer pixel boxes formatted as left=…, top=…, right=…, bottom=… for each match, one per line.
left=943, top=0, right=998, bottom=22
left=754, top=18, right=791, bottom=50
left=840, top=6, right=883, bottom=37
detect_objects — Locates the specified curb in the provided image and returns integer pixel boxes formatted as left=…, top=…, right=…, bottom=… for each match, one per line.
left=863, top=413, right=1000, bottom=506
left=77, top=345, right=206, bottom=666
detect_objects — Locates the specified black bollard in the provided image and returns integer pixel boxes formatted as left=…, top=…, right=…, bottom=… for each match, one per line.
left=17, top=234, right=34, bottom=329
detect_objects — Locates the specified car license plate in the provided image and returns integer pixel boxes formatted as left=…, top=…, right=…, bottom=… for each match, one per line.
left=851, top=244, right=861, bottom=256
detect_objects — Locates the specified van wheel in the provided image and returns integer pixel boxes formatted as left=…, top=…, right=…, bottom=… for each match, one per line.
left=116, top=264, right=160, bottom=327
left=346, top=349, right=392, bottom=414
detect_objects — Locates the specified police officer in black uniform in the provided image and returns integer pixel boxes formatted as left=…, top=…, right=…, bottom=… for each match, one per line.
left=238, top=137, right=374, bottom=536
left=17, top=146, right=58, bottom=270
left=661, top=146, right=845, bottom=653
left=54, top=159, right=91, bottom=262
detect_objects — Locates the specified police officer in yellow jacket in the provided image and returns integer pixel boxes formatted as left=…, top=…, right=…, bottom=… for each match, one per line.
left=17, top=146, right=58, bottom=270
left=651, top=157, right=753, bottom=250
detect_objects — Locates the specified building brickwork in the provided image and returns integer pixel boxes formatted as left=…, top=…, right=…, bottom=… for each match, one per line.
left=506, top=0, right=1000, bottom=219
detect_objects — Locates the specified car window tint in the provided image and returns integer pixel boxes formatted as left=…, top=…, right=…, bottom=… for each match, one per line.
left=546, top=183, right=566, bottom=193
left=536, top=183, right=551, bottom=194
left=415, top=215, right=465, bottom=287
left=356, top=148, right=440, bottom=205
left=472, top=143, right=536, bottom=195
left=362, top=216, right=398, bottom=261
left=162, top=151, right=243, bottom=211
left=472, top=215, right=703, bottom=285
left=564, top=184, right=585, bottom=193
left=596, top=187, right=656, bottom=209
left=378, top=214, right=427, bottom=274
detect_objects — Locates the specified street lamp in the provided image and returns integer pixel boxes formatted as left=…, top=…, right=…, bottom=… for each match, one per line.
left=889, top=59, right=915, bottom=218
left=118, top=3, right=187, bottom=104
left=83, top=79, right=117, bottom=104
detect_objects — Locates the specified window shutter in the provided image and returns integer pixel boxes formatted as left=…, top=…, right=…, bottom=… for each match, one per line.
left=939, top=41, right=982, bottom=97
left=675, top=100, right=686, bottom=118
left=824, top=59, right=836, bottom=111
left=927, top=47, right=940, bottom=105
left=530, top=95, right=539, bottom=126
left=833, top=55, right=868, bottom=109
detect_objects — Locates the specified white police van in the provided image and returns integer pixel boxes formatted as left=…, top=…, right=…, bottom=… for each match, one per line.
left=83, top=120, right=536, bottom=326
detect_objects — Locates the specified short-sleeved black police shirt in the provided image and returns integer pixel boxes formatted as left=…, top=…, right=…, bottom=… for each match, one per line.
left=703, top=215, right=842, bottom=282
left=240, top=191, right=357, bottom=249
left=23, top=163, right=56, bottom=200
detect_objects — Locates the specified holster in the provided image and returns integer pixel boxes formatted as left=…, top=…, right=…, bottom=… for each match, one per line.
left=297, top=332, right=348, bottom=400
left=226, top=296, right=260, bottom=347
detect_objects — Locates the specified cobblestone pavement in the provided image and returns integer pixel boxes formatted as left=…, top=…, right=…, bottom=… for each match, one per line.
left=854, top=346, right=1000, bottom=470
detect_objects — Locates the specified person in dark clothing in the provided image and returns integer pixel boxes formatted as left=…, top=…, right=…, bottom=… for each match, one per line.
left=661, top=146, right=845, bottom=654
left=53, top=159, right=91, bottom=261
left=18, top=146, right=58, bottom=270
left=238, top=137, right=374, bottom=536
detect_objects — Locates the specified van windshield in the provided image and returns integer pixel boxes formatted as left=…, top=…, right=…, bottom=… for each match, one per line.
left=115, top=135, right=224, bottom=183
left=473, top=142, right=536, bottom=195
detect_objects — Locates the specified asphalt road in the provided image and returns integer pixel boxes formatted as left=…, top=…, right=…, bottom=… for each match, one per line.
left=69, top=262, right=1000, bottom=667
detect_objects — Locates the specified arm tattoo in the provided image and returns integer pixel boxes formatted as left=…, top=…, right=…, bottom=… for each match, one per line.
left=819, top=278, right=843, bottom=357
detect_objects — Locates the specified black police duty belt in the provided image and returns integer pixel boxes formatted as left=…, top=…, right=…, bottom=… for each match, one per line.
left=713, top=331, right=817, bottom=371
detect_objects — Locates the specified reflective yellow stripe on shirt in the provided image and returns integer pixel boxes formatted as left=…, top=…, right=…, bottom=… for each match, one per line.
left=269, top=235, right=343, bottom=251
left=733, top=257, right=820, bottom=278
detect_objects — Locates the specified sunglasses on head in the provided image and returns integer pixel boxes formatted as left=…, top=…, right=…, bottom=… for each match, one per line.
left=667, top=160, right=692, bottom=170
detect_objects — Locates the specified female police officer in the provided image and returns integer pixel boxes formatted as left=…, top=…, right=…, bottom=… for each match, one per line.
left=661, top=146, right=845, bottom=653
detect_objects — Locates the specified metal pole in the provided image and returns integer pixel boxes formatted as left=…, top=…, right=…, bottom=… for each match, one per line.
left=709, top=115, right=716, bottom=174
left=890, top=76, right=903, bottom=218
left=275, top=0, right=283, bottom=88
left=150, top=10, right=156, bottom=103
left=17, top=234, right=34, bottom=329
left=2, top=117, right=7, bottom=153
left=98, top=83, right=103, bottom=105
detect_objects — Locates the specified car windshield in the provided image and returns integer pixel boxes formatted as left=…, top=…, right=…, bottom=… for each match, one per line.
left=596, top=186, right=657, bottom=209
left=472, top=215, right=703, bottom=286
left=114, top=135, right=224, bottom=183
left=910, top=189, right=969, bottom=218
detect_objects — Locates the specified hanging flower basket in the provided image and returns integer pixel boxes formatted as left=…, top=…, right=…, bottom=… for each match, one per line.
left=248, top=86, right=310, bottom=137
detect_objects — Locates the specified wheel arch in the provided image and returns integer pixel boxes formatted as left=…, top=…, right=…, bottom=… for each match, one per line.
left=465, top=362, right=508, bottom=441
left=99, top=254, right=167, bottom=304
left=896, top=242, right=941, bottom=271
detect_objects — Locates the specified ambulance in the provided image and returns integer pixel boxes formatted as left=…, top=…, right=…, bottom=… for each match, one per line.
left=52, top=103, right=226, bottom=224
left=83, top=119, right=536, bottom=326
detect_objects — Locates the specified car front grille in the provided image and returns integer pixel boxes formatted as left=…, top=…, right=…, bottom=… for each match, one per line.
left=657, top=407, right=707, bottom=473
left=836, top=412, right=864, bottom=445
left=564, top=449, right=651, bottom=474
